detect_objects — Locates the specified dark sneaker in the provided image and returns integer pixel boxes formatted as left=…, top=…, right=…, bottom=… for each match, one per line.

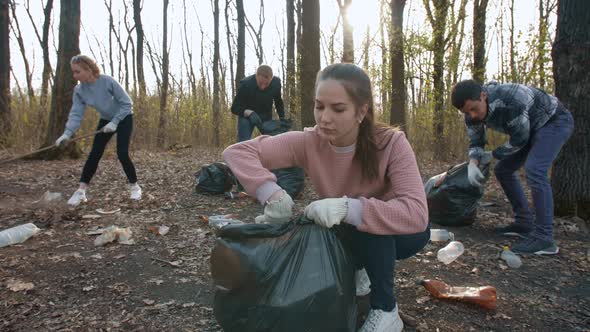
left=495, top=223, right=533, bottom=238
left=512, top=237, right=559, bottom=255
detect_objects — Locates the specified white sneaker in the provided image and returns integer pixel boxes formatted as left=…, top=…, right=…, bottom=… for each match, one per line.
left=356, top=268, right=371, bottom=296
left=359, top=305, right=404, bottom=332
left=129, top=183, right=142, bottom=200
left=68, top=189, right=88, bottom=206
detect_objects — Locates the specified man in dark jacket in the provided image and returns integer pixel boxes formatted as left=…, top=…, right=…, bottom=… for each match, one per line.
left=231, top=65, right=285, bottom=142
left=451, top=80, right=574, bottom=255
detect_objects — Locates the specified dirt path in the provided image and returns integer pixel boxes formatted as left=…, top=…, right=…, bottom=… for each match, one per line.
left=1, top=150, right=588, bottom=331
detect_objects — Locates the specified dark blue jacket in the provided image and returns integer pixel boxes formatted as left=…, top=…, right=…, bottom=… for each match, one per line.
left=231, top=75, right=285, bottom=122
left=466, top=82, right=558, bottom=161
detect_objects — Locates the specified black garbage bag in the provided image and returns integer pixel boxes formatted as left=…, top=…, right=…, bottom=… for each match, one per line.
left=195, top=162, right=236, bottom=194
left=272, top=167, right=305, bottom=198
left=424, top=162, right=490, bottom=227
left=258, top=118, right=293, bottom=136
left=210, top=216, right=357, bottom=332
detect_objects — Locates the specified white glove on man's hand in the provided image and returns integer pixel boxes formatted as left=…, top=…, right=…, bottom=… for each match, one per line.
left=255, top=190, right=294, bottom=224
left=244, top=109, right=254, bottom=117
left=304, top=198, right=348, bottom=228
left=467, top=160, right=485, bottom=187
left=102, top=122, right=117, bottom=133
left=55, top=134, right=71, bottom=146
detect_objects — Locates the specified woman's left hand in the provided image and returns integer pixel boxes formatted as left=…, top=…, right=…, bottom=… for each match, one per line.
left=304, top=198, right=348, bottom=228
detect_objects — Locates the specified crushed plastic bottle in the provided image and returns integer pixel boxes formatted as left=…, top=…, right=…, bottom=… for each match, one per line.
left=418, top=279, right=497, bottom=310
left=0, top=223, right=41, bottom=248
left=430, top=229, right=454, bottom=242
left=500, top=246, right=522, bottom=268
left=208, top=215, right=244, bottom=229
left=437, top=241, right=465, bottom=264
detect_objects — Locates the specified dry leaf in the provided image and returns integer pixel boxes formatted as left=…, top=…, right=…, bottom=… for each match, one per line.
left=6, top=279, right=35, bottom=292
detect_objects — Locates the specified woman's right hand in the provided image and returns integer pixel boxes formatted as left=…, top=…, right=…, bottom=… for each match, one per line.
left=55, top=134, right=70, bottom=146
left=255, top=190, right=294, bottom=224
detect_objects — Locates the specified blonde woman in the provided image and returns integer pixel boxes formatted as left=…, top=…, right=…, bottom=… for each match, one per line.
left=56, top=54, right=141, bottom=206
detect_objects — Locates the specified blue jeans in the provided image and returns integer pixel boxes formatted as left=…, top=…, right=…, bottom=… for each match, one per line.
left=493, top=105, right=574, bottom=242
left=237, top=116, right=256, bottom=142
left=336, top=223, right=430, bottom=311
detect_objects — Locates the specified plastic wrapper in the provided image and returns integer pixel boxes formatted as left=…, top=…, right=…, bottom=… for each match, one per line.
left=210, top=216, right=356, bottom=332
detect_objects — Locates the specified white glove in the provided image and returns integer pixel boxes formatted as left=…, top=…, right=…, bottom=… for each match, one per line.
left=255, top=190, right=294, bottom=224
left=55, top=134, right=70, bottom=146
left=467, top=160, right=485, bottom=187
left=102, top=122, right=117, bottom=133
left=304, top=198, right=348, bottom=228
left=244, top=109, right=254, bottom=117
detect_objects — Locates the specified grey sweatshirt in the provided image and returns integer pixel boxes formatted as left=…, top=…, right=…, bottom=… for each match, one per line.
left=64, top=75, right=133, bottom=137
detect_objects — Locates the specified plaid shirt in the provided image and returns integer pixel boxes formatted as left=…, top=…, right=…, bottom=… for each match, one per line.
left=466, top=82, right=558, bottom=161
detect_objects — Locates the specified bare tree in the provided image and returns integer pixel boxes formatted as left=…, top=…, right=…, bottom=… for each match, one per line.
left=551, top=0, right=590, bottom=219
left=182, top=0, right=197, bottom=100
left=320, top=16, right=341, bottom=64
left=424, top=0, right=449, bottom=159
left=245, top=0, right=265, bottom=65
left=212, top=0, right=221, bottom=146
left=24, top=0, right=53, bottom=112
left=157, top=0, right=170, bottom=148
left=9, top=1, right=34, bottom=104
left=286, top=0, right=296, bottom=121
left=300, top=0, right=320, bottom=128
left=472, top=0, right=489, bottom=83
left=224, top=0, right=235, bottom=97
left=337, top=0, right=354, bottom=62
left=390, top=0, right=406, bottom=129
left=41, top=0, right=81, bottom=158
left=235, top=0, right=245, bottom=86
left=537, top=0, right=557, bottom=89
left=0, top=0, right=10, bottom=145
left=133, top=0, right=146, bottom=97
left=508, top=0, right=516, bottom=81
left=379, top=0, right=389, bottom=115
left=105, top=0, right=134, bottom=91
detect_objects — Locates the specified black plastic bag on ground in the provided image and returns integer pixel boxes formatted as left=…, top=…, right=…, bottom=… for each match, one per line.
left=258, top=119, right=293, bottom=136
left=195, top=162, right=236, bottom=194
left=272, top=167, right=305, bottom=198
left=424, top=162, right=490, bottom=227
left=210, top=216, right=357, bottom=332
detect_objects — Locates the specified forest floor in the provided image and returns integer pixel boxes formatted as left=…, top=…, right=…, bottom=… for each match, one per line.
left=0, top=147, right=589, bottom=332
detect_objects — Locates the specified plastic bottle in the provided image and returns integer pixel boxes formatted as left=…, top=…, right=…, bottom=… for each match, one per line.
left=208, top=215, right=244, bottom=229
left=418, top=279, right=497, bottom=310
left=437, top=241, right=465, bottom=264
left=224, top=191, right=249, bottom=200
left=500, top=246, right=522, bottom=268
left=430, top=229, right=454, bottom=242
left=0, top=223, right=41, bottom=247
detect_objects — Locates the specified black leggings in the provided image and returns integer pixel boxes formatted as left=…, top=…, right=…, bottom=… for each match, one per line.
left=336, top=223, right=430, bottom=311
left=80, top=115, right=137, bottom=184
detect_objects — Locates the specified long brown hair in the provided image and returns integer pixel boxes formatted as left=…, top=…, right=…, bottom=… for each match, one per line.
left=316, top=63, right=393, bottom=182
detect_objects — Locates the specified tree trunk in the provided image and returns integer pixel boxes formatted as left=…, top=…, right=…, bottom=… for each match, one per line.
left=424, top=0, right=449, bottom=159
left=212, top=0, right=221, bottom=146
left=338, top=0, right=354, bottom=63
left=508, top=0, right=516, bottom=81
left=224, top=0, right=235, bottom=98
left=472, top=0, right=488, bottom=83
left=379, top=0, right=389, bottom=116
left=299, top=0, right=320, bottom=128
left=551, top=0, right=590, bottom=220
left=286, top=0, right=296, bottom=124
left=0, top=0, right=10, bottom=145
left=390, top=0, right=406, bottom=130
left=41, top=0, right=81, bottom=159
left=133, top=0, right=146, bottom=97
left=9, top=2, right=35, bottom=105
left=157, top=0, right=169, bottom=148
left=235, top=0, right=245, bottom=87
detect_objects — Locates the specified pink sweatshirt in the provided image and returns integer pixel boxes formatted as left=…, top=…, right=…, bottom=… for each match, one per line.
left=222, top=126, right=428, bottom=235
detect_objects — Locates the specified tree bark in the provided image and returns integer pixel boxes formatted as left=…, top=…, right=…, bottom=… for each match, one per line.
left=299, top=0, right=320, bottom=128
left=212, top=0, right=221, bottom=146
left=9, top=2, right=35, bottom=105
left=224, top=0, right=235, bottom=98
left=424, top=0, right=449, bottom=160
left=472, top=0, right=488, bottom=83
left=41, top=0, right=81, bottom=159
left=133, top=0, right=146, bottom=97
left=286, top=0, right=296, bottom=123
left=235, top=0, right=245, bottom=88
left=338, top=0, right=354, bottom=63
left=157, top=0, right=169, bottom=148
left=390, top=0, right=406, bottom=129
left=0, top=0, right=10, bottom=145
left=551, top=0, right=590, bottom=220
